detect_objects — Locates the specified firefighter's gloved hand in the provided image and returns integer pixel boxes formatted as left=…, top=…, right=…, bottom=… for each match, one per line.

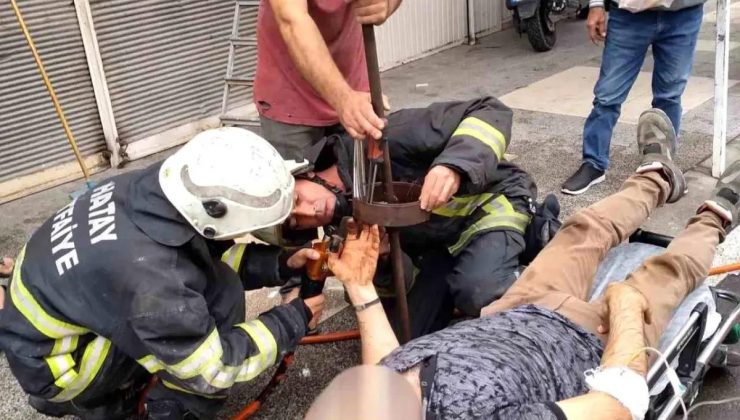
left=420, top=165, right=461, bottom=211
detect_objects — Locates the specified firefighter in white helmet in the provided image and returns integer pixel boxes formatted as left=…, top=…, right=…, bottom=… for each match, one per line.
left=0, top=128, right=324, bottom=420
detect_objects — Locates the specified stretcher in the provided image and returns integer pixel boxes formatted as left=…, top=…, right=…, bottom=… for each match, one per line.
left=228, top=230, right=740, bottom=419
left=594, top=230, right=740, bottom=420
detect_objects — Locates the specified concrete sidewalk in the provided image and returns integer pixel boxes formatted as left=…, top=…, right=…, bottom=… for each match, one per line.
left=1, top=4, right=740, bottom=419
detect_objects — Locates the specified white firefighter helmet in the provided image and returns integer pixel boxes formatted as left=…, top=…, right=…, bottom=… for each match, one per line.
left=159, top=127, right=309, bottom=240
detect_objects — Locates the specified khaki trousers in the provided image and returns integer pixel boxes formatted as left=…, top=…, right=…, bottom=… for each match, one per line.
left=482, top=171, right=726, bottom=349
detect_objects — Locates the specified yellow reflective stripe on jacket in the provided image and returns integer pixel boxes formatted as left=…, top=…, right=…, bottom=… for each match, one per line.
left=452, top=116, right=507, bottom=160
left=47, top=355, right=76, bottom=388
left=432, top=193, right=494, bottom=217
left=447, top=195, right=531, bottom=256
left=161, top=380, right=223, bottom=399
left=45, top=335, right=80, bottom=388
left=138, top=329, right=222, bottom=379
left=221, top=244, right=247, bottom=272
left=136, top=320, right=278, bottom=390
left=50, top=336, right=112, bottom=402
left=9, top=247, right=89, bottom=339
left=235, top=320, right=278, bottom=382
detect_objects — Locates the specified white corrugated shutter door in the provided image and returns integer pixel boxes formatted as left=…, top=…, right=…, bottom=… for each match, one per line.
left=376, top=0, right=467, bottom=71
left=474, top=0, right=504, bottom=35
left=0, top=1, right=106, bottom=183
left=89, top=0, right=256, bottom=145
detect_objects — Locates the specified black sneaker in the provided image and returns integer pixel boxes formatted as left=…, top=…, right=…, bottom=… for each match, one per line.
left=561, top=162, right=605, bottom=195
left=634, top=108, right=686, bottom=203
left=700, top=161, right=740, bottom=231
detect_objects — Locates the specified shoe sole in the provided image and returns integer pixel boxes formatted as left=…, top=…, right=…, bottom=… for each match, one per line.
left=561, top=174, right=606, bottom=195
left=637, top=109, right=676, bottom=157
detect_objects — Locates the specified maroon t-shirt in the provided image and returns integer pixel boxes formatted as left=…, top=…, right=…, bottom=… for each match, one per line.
left=253, top=0, right=370, bottom=126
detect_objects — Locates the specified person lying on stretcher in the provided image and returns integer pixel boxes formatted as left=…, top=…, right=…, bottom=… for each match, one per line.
left=324, top=109, right=740, bottom=420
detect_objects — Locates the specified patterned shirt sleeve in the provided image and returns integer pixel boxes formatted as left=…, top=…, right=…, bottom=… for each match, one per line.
left=493, top=402, right=566, bottom=420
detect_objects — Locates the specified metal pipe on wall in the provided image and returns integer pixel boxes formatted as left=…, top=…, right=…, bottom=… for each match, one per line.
left=467, top=0, right=477, bottom=45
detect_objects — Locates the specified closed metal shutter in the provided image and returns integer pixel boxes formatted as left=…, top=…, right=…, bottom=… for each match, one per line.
left=474, top=0, right=504, bottom=35
left=376, top=0, right=467, bottom=71
left=90, top=0, right=257, bottom=145
left=0, top=1, right=106, bottom=182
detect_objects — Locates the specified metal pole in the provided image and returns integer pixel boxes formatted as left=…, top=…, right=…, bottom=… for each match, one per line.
left=712, top=0, right=730, bottom=178
left=74, top=0, right=122, bottom=168
left=11, top=0, right=91, bottom=181
left=362, top=25, right=411, bottom=343
left=467, top=0, right=477, bottom=45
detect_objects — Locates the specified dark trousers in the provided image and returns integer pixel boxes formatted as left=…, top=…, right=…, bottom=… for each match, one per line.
left=28, top=352, right=225, bottom=420
left=582, top=5, right=703, bottom=170
left=383, top=249, right=457, bottom=339
left=259, top=115, right=341, bottom=161
left=446, top=230, right=525, bottom=316
left=384, top=230, right=525, bottom=339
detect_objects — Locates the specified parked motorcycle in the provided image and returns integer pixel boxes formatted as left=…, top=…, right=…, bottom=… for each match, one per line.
left=507, top=0, right=590, bottom=52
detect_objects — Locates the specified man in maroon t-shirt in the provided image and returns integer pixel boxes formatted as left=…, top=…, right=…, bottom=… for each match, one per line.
left=254, top=0, right=402, bottom=160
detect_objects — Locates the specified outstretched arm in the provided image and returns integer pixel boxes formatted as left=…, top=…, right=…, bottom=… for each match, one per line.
left=555, top=283, right=651, bottom=420
left=328, top=225, right=399, bottom=365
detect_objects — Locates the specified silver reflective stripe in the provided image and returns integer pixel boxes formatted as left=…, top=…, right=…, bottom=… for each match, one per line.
left=432, top=193, right=494, bottom=217
left=236, top=320, right=278, bottom=381
left=221, top=244, right=247, bottom=272
left=168, top=330, right=222, bottom=379
left=137, top=329, right=222, bottom=379
left=50, top=335, right=78, bottom=355
left=447, top=195, right=531, bottom=256
left=9, top=247, right=89, bottom=338
left=50, top=336, right=112, bottom=402
left=452, top=117, right=507, bottom=159
left=138, top=355, right=165, bottom=373
left=136, top=320, right=278, bottom=390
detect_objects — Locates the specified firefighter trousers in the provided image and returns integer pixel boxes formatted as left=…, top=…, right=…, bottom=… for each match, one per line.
left=383, top=229, right=525, bottom=338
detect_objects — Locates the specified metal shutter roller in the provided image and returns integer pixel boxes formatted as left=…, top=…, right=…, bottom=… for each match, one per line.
left=0, top=1, right=106, bottom=183
left=90, top=0, right=257, bottom=145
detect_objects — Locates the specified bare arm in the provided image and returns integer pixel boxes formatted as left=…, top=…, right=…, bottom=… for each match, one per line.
left=556, top=283, right=651, bottom=420
left=556, top=392, right=631, bottom=420
left=268, top=0, right=384, bottom=139
left=328, top=225, right=400, bottom=365
left=345, top=283, right=400, bottom=365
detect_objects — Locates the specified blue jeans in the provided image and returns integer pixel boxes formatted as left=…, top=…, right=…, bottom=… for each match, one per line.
left=582, top=5, right=704, bottom=171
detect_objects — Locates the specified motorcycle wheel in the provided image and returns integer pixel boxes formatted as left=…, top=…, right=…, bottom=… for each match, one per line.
left=524, top=2, right=556, bottom=52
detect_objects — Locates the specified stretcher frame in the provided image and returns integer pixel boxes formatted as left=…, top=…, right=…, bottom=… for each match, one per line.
left=630, top=230, right=740, bottom=420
